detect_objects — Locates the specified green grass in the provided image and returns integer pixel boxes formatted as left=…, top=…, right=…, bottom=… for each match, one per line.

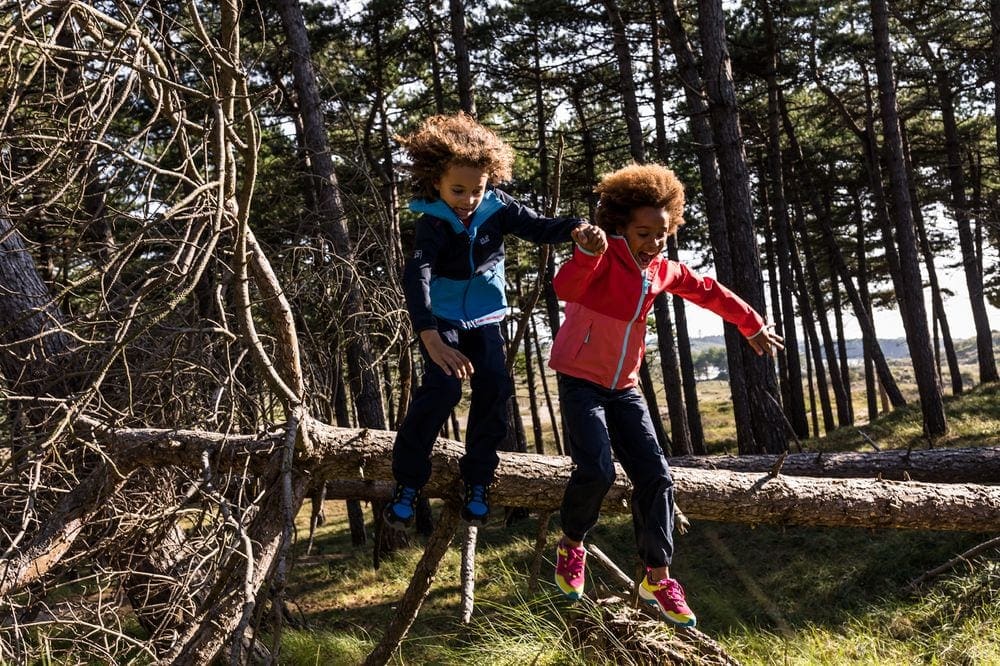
left=284, top=380, right=1000, bottom=664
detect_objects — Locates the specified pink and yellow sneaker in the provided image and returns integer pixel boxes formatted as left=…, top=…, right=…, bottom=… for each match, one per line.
left=554, top=538, right=586, bottom=599
left=639, top=572, right=697, bottom=627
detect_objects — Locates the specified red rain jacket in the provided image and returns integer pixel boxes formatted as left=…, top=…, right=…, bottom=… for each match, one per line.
left=548, top=236, right=765, bottom=390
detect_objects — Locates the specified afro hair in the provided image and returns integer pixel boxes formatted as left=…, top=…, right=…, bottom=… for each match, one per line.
left=594, top=163, right=686, bottom=236
left=396, top=112, right=514, bottom=200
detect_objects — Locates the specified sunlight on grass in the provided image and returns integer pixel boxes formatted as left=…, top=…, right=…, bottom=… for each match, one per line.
left=285, top=380, right=1000, bottom=664
left=279, top=629, right=373, bottom=666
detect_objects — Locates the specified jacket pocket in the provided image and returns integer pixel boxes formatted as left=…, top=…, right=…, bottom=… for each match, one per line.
left=572, top=321, right=593, bottom=359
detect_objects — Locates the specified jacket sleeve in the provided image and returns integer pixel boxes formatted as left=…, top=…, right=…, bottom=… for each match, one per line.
left=663, top=261, right=765, bottom=338
left=553, top=245, right=606, bottom=303
left=402, top=217, right=445, bottom=332
left=494, top=189, right=585, bottom=244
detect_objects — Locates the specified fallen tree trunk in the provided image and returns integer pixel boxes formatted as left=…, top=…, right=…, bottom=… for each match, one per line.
left=668, top=448, right=1000, bottom=483
left=304, top=422, right=1000, bottom=532
left=85, top=419, right=1000, bottom=534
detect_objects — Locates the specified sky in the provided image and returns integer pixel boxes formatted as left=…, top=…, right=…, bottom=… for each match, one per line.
left=675, top=250, right=1000, bottom=342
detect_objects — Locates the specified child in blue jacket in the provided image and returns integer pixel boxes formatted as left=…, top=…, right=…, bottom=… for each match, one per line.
left=384, top=112, right=602, bottom=528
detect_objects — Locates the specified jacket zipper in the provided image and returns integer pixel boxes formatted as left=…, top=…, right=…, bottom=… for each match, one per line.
left=610, top=266, right=649, bottom=388
left=462, top=227, right=476, bottom=322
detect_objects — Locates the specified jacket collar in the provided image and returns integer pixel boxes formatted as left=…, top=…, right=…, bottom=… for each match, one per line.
left=410, top=189, right=504, bottom=235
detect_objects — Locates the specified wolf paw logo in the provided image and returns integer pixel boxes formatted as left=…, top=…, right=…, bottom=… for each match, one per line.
left=478, top=235, right=490, bottom=245
left=413, top=250, right=423, bottom=259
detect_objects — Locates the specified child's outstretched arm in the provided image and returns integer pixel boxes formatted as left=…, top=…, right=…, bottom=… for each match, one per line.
left=746, top=323, right=784, bottom=357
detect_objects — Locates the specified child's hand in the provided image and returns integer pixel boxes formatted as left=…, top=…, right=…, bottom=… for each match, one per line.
left=420, top=329, right=475, bottom=379
left=747, top=323, right=784, bottom=357
left=571, top=224, right=607, bottom=255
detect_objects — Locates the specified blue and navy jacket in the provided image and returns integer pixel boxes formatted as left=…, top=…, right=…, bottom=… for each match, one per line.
left=403, top=188, right=584, bottom=331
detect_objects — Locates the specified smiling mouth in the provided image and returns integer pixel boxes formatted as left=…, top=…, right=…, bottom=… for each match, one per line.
left=637, top=252, right=654, bottom=266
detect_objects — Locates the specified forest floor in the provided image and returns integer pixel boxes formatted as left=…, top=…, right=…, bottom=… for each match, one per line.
left=282, top=373, right=1000, bottom=665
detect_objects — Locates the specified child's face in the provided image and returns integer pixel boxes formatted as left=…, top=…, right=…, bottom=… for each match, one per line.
left=618, top=206, right=669, bottom=268
left=434, top=164, right=489, bottom=222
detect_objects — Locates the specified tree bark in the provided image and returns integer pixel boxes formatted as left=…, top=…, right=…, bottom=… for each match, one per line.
left=994, top=0, right=1000, bottom=177
left=669, top=448, right=1000, bottom=484
left=697, top=0, right=786, bottom=454
left=787, top=205, right=835, bottom=433
left=668, top=238, right=706, bottom=454
left=898, top=121, right=963, bottom=396
left=0, top=214, right=74, bottom=398
left=602, top=0, right=645, bottom=162
left=654, top=293, right=692, bottom=454
left=71, top=419, right=1000, bottom=534
left=660, top=0, right=753, bottom=453
left=779, top=89, right=906, bottom=409
left=869, top=0, right=947, bottom=436
left=854, top=194, right=881, bottom=422
left=908, top=25, right=997, bottom=384
left=760, top=5, right=808, bottom=439
left=794, top=195, right=851, bottom=427
left=449, top=0, right=476, bottom=116
left=275, top=0, right=386, bottom=428
left=639, top=359, right=672, bottom=456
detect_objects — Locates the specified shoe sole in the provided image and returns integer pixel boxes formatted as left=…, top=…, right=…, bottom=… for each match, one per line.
left=382, top=509, right=414, bottom=532
left=460, top=510, right=489, bottom=526
left=554, top=576, right=583, bottom=600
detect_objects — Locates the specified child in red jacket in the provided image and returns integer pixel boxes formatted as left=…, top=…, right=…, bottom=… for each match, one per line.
left=550, top=163, right=783, bottom=627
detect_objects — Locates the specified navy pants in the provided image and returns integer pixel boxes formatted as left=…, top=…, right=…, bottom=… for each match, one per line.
left=557, top=373, right=675, bottom=568
left=392, top=320, right=513, bottom=489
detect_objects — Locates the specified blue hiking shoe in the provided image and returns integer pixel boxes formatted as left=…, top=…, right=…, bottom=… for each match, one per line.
left=461, top=483, right=490, bottom=526
left=383, top=484, right=420, bottom=530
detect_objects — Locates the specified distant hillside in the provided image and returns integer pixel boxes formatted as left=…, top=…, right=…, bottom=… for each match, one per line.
left=685, top=333, right=1000, bottom=361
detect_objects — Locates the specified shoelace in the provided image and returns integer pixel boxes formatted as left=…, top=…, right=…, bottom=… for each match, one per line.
left=467, top=485, right=487, bottom=504
left=396, top=486, right=418, bottom=507
left=560, top=543, right=586, bottom=576
left=652, top=577, right=685, bottom=603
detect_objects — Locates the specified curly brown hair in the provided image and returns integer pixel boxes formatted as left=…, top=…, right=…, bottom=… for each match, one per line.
left=593, top=163, right=686, bottom=236
left=396, top=112, right=515, bottom=200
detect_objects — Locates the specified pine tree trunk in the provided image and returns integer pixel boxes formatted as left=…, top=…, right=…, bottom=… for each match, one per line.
left=602, top=0, right=645, bottom=162
left=275, top=0, right=390, bottom=562
left=449, top=0, right=476, bottom=116
left=697, top=0, right=786, bottom=454
left=0, top=215, right=73, bottom=397
left=760, top=8, right=809, bottom=438
left=668, top=239, right=707, bottom=454
left=670, top=447, right=1000, bottom=484
left=870, top=0, right=947, bottom=436
left=779, top=90, right=906, bottom=409
left=301, top=423, right=1000, bottom=532
left=795, top=200, right=850, bottom=427
left=855, top=199, right=881, bottom=422
left=994, top=0, right=1000, bottom=174
left=788, top=204, right=835, bottom=433
left=639, top=359, right=672, bottom=456
left=911, top=30, right=997, bottom=383
left=654, top=293, right=692, bottom=454
left=662, top=0, right=762, bottom=454
left=900, top=123, right=964, bottom=396
left=531, top=317, right=563, bottom=456
left=830, top=267, right=855, bottom=423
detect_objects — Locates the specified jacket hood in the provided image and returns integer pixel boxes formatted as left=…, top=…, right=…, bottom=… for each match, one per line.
left=410, top=190, right=505, bottom=234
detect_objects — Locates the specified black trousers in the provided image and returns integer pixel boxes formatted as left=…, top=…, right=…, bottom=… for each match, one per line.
left=557, top=373, right=676, bottom=568
left=391, top=320, right=513, bottom=489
